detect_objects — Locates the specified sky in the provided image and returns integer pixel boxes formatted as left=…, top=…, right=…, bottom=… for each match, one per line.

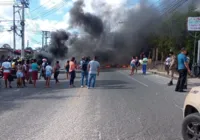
left=0, top=0, right=160, bottom=50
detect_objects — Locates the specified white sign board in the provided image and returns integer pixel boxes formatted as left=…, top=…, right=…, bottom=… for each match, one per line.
left=187, top=17, right=200, bottom=31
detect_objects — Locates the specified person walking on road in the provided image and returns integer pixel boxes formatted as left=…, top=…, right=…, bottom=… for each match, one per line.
left=69, top=57, right=76, bottom=88
left=168, top=52, right=177, bottom=86
left=142, top=55, right=148, bottom=75
left=54, top=61, right=60, bottom=84
left=2, top=59, right=12, bottom=88
left=80, top=56, right=89, bottom=88
left=45, top=62, right=53, bottom=88
left=88, top=56, right=100, bottom=89
left=175, top=48, right=191, bottom=92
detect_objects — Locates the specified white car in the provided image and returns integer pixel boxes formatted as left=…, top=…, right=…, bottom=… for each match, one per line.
left=182, top=86, right=200, bottom=140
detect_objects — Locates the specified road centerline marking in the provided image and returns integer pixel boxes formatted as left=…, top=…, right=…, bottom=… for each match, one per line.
left=118, top=71, right=149, bottom=87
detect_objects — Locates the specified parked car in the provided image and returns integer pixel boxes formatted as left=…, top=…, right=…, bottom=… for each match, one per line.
left=182, top=86, right=200, bottom=140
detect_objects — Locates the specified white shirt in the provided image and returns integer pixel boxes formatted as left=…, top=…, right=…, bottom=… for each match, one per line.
left=165, top=57, right=171, bottom=65
left=2, top=61, right=11, bottom=73
left=131, top=59, right=136, bottom=65
left=88, top=60, right=100, bottom=74
left=45, top=65, right=52, bottom=73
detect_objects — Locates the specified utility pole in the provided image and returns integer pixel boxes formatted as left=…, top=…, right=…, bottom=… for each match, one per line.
left=21, top=3, right=25, bottom=58
left=27, top=40, right=29, bottom=48
left=42, top=31, right=44, bottom=48
left=45, top=31, right=48, bottom=46
left=13, top=5, right=16, bottom=52
left=42, top=31, right=50, bottom=47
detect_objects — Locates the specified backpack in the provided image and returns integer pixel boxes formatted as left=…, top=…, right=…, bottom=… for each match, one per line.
left=82, top=61, right=88, bottom=71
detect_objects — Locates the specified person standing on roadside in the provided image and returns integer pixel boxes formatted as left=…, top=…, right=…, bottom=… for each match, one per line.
left=31, top=59, right=39, bottom=88
left=184, top=52, right=190, bottom=89
left=165, top=54, right=171, bottom=75
left=65, top=60, right=70, bottom=79
left=142, top=55, right=148, bottom=75
left=45, top=62, right=53, bottom=88
left=69, top=57, right=76, bottom=88
left=168, top=52, right=177, bottom=86
left=54, top=61, right=60, bottom=84
left=2, top=59, right=12, bottom=88
left=80, top=56, right=89, bottom=88
left=88, top=56, right=100, bottom=89
left=175, top=48, right=191, bottom=92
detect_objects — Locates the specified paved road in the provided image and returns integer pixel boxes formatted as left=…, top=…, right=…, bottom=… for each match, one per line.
left=0, top=70, right=187, bottom=140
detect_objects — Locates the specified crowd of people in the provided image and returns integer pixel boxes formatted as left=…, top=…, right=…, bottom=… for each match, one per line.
left=129, top=48, right=192, bottom=93
left=0, top=56, right=100, bottom=89
left=166, top=48, right=191, bottom=92
left=129, top=55, right=148, bottom=75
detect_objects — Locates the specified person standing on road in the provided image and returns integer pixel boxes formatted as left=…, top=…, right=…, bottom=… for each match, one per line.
left=31, top=59, right=39, bottom=88
left=135, top=56, right=140, bottom=73
left=28, top=59, right=33, bottom=84
left=2, top=59, right=12, bottom=88
left=175, top=48, right=191, bottom=92
left=16, top=61, right=23, bottom=88
left=142, top=55, right=148, bottom=75
left=88, top=56, right=100, bottom=89
left=80, top=56, right=89, bottom=88
left=168, top=52, right=177, bottom=86
left=69, top=57, right=76, bottom=88
left=65, top=60, right=70, bottom=79
left=130, top=56, right=136, bottom=76
left=45, top=62, right=53, bottom=88
left=54, top=61, right=60, bottom=84
left=165, top=54, right=171, bottom=75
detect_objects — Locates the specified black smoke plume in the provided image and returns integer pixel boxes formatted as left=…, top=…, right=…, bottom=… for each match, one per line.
left=49, top=30, right=69, bottom=58
left=68, top=0, right=198, bottom=64
left=70, top=0, right=104, bottom=37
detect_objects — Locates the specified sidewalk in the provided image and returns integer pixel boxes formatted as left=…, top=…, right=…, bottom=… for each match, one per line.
left=149, top=69, right=200, bottom=88
left=149, top=69, right=179, bottom=79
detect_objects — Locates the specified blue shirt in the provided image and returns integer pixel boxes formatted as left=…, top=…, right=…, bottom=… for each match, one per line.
left=31, top=63, right=38, bottom=71
left=88, top=60, right=100, bottom=74
left=177, top=53, right=187, bottom=70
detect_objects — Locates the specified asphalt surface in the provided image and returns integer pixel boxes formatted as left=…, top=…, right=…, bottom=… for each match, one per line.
left=0, top=69, right=187, bottom=140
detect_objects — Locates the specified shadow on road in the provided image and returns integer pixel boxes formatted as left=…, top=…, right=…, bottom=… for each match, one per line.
left=0, top=78, right=132, bottom=114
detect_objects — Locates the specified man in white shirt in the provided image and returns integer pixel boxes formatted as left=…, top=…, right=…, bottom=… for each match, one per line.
left=2, top=59, right=12, bottom=88
left=87, top=56, right=100, bottom=89
left=165, top=55, right=171, bottom=75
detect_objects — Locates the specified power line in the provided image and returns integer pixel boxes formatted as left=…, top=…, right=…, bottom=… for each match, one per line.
left=32, top=1, right=65, bottom=19
left=30, top=0, right=53, bottom=12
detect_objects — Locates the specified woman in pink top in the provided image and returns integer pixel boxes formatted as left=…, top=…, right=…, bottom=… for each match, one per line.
left=69, top=57, right=76, bottom=87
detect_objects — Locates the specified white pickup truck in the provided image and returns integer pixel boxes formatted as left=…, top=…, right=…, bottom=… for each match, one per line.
left=182, top=86, right=200, bottom=140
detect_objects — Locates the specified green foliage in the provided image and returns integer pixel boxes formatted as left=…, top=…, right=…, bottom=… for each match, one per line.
left=149, top=5, right=200, bottom=59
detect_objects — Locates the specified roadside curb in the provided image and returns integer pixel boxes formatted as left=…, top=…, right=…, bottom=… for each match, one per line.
left=149, top=70, right=179, bottom=80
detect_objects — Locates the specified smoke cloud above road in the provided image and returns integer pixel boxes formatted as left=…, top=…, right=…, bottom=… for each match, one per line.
left=67, top=0, right=160, bottom=63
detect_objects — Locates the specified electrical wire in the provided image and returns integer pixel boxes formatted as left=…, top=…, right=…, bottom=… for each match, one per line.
left=32, top=1, right=66, bottom=19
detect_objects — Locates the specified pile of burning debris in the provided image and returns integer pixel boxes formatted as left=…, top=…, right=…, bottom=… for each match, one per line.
left=101, top=64, right=129, bottom=69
